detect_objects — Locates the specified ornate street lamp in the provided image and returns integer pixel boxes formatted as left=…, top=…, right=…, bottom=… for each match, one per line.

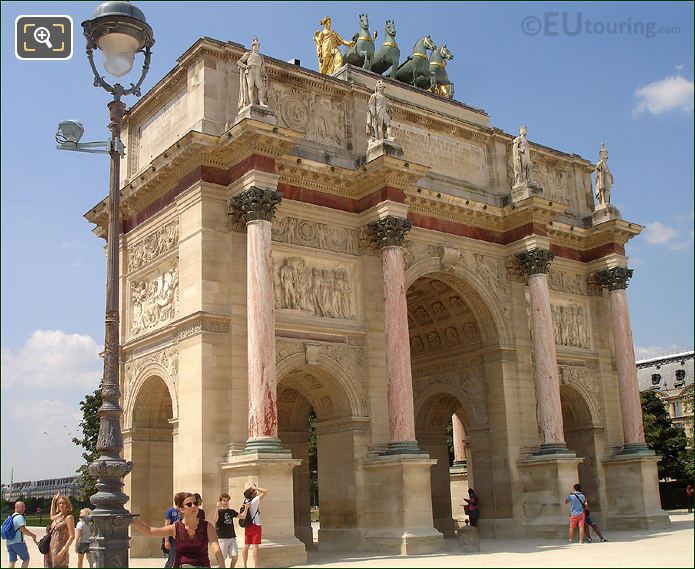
left=55, top=2, right=154, bottom=567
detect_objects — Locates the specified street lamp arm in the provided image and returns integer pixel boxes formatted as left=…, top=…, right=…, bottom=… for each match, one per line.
left=86, top=46, right=116, bottom=96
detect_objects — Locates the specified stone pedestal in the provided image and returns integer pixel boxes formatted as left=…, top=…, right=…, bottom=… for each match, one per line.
left=511, top=181, right=543, bottom=203
left=366, top=139, right=404, bottom=162
left=221, top=452, right=307, bottom=567
left=591, top=204, right=621, bottom=225
left=232, top=103, right=277, bottom=127
left=602, top=453, right=670, bottom=530
left=457, top=524, right=480, bottom=552
left=361, top=454, right=444, bottom=555
left=518, top=453, right=582, bottom=538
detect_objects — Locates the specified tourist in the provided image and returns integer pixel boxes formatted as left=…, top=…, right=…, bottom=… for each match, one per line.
left=687, top=484, right=693, bottom=513
left=239, top=483, right=268, bottom=568
left=583, top=503, right=607, bottom=543
left=131, top=491, right=225, bottom=568
left=464, top=488, right=480, bottom=528
left=45, top=493, right=76, bottom=568
left=164, top=494, right=184, bottom=568
left=215, top=493, right=239, bottom=567
left=564, top=483, right=587, bottom=544
left=195, top=493, right=206, bottom=520
left=74, top=508, right=93, bottom=568
left=4, top=500, right=38, bottom=569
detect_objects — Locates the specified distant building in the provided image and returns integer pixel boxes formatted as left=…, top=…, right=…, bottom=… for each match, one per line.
left=637, top=350, right=694, bottom=446
left=1, top=477, right=78, bottom=501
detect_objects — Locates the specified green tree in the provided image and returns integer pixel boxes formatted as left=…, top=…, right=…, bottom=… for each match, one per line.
left=307, top=409, right=318, bottom=507
left=72, top=388, right=102, bottom=502
left=641, top=390, right=689, bottom=480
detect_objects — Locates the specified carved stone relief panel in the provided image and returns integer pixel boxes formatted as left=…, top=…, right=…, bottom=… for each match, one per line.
left=273, top=256, right=355, bottom=319
left=532, top=162, right=570, bottom=204
left=391, top=123, right=490, bottom=188
left=127, top=219, right=179, bottom=273
left=550, top=302, right=592, bottom=349
left=272, top=214, right=359, bottom=255
left=129, top=259, right=179, bottom=337
left=548, top=268, right=588, bottom=296
left=266, top=85, right=347, bottom=148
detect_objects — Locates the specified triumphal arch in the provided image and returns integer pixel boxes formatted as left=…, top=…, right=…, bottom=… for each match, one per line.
left=86, top=29, right=668, bottom=565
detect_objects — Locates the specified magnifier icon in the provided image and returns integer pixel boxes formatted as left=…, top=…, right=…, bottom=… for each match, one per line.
left=33, top=26, right=53, bottom=49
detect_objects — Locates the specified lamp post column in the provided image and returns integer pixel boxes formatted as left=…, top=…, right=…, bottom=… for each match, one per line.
left=87, top=98, right=134, bottom=568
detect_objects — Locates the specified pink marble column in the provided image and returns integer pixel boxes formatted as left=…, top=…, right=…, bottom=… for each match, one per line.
left=598, top=267, right=649, bottom=453
left=370, top=215, right=421, bottom=454
left=451, top=414, right=467, bottom=465
left=517, top=248, right=568, bottom=454
left=233, top=186, right=284, bottom=452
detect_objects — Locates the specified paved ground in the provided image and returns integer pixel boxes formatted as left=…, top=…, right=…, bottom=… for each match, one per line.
left=4, top=511, right=692, bottom=568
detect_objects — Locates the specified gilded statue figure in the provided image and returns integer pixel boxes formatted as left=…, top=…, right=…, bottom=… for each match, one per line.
left=594, top=142, right=614, bottom=207
left=238, top=36, right=268, bottom=109
left=314, top=16, right=354, bottom=75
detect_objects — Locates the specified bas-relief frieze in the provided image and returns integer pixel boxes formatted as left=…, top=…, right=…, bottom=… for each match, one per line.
left=266, top=85, right=347, bottom=148
left=272, top=215, right=360, bottom=255
left=273, top=257, right=355, bottom=319
left=532, top=162, right=570, bottom=204
left=548, top=268, right=588, bottom=296
left=130, top=259, right=179, bottom=337
left=551, top=302, right=591, bottom=349
left=127, top=220, right=179, bottom=272
left=391, top=123, right=489, bottom=187
left=410, top=319, right=479, bottom=356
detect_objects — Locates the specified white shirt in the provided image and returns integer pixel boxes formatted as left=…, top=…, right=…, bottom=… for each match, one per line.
left=246, top=495, right=261, bottom=526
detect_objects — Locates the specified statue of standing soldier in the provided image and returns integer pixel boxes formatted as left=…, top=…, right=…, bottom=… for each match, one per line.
left=594, top=142, right=614, bottom=207
left=512, top=125, right=533, bottom=186
left=366, top=80, right=394, bottom=143
left=238, top=37, right=268, bottom=109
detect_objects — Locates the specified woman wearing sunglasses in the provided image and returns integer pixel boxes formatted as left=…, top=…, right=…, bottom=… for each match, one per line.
left=132, top=492, right=225, bottom=567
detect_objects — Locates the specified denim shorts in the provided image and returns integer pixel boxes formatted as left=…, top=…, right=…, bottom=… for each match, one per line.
left=7, top=542, right=30, bottom=562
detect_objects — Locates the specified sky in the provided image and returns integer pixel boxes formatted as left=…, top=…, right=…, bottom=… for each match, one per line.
left=1, top=1, right=693, bottom=483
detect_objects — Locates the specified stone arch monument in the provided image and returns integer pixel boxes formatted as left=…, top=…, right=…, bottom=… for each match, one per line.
left=84, top=35, right=668, bottom=567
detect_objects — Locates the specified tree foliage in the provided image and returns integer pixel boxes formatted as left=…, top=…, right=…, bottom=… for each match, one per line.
left=640, top=390, right=690, bottom=480
left=72, top=388, right=102, bottom=502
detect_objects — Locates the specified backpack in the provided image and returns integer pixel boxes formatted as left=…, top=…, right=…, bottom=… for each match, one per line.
left=1, top=514, right=18, bottom=540
left=238, top=500, right=258, bottom=528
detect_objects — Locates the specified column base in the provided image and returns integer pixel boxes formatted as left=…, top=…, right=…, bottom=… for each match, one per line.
left=384, top=440, right=426, bottom=455
left=602, top=452, right=670, bottom=530
left=221, top=452, right=306, bottom=567
left=361, top=453, right=443, bottom=555
left=618, top=442, right=655, bottom=456
left=244, top=436, right=291, bottom=454
left=536, top=442, right=576, bottom=456
left=518, top=452, right=583, bottom=538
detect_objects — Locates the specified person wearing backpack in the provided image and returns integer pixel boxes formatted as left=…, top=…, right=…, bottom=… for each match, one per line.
left=3, top=501, right=38, bottom=568
left=564, top=483, right=588, bottom=544
left=239, top=484, right=268, bottom=568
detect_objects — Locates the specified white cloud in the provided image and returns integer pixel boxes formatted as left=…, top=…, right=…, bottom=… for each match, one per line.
left=1, top=329, right=101, bottom=390
left=668, top=239, right=693, bottom=251
left=635, top=344, right=691, bottom=361
left=634, top=75, right=694, bottom=115
left=643, top=221, right=678, bottom=245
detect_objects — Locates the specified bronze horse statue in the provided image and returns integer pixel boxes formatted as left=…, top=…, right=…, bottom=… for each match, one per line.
left=371, top=20, right=400, bottom=78
left=416, top=44, right=454, bottom=98
left=344, top=14, right=377, bottom=71
left=394, top=35, right=436, bottom=88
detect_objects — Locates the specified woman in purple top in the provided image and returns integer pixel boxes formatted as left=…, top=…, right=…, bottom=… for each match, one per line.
left=132, top=492, right=225, bottom=568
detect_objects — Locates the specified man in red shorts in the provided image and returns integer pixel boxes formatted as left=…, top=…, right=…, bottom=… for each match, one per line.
left=240, top=483, right=268, bottom=568
left=564, top=483, right=587, bottom=544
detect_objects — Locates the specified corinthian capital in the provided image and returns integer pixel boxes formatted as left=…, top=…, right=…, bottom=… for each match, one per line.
left=232, top=186, right=283, bottom=223
left=368, top=215, right=412, bottom=248
left=597, top=267, right=633, bottom=291
left=516, top=248, right=554, bottom=276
